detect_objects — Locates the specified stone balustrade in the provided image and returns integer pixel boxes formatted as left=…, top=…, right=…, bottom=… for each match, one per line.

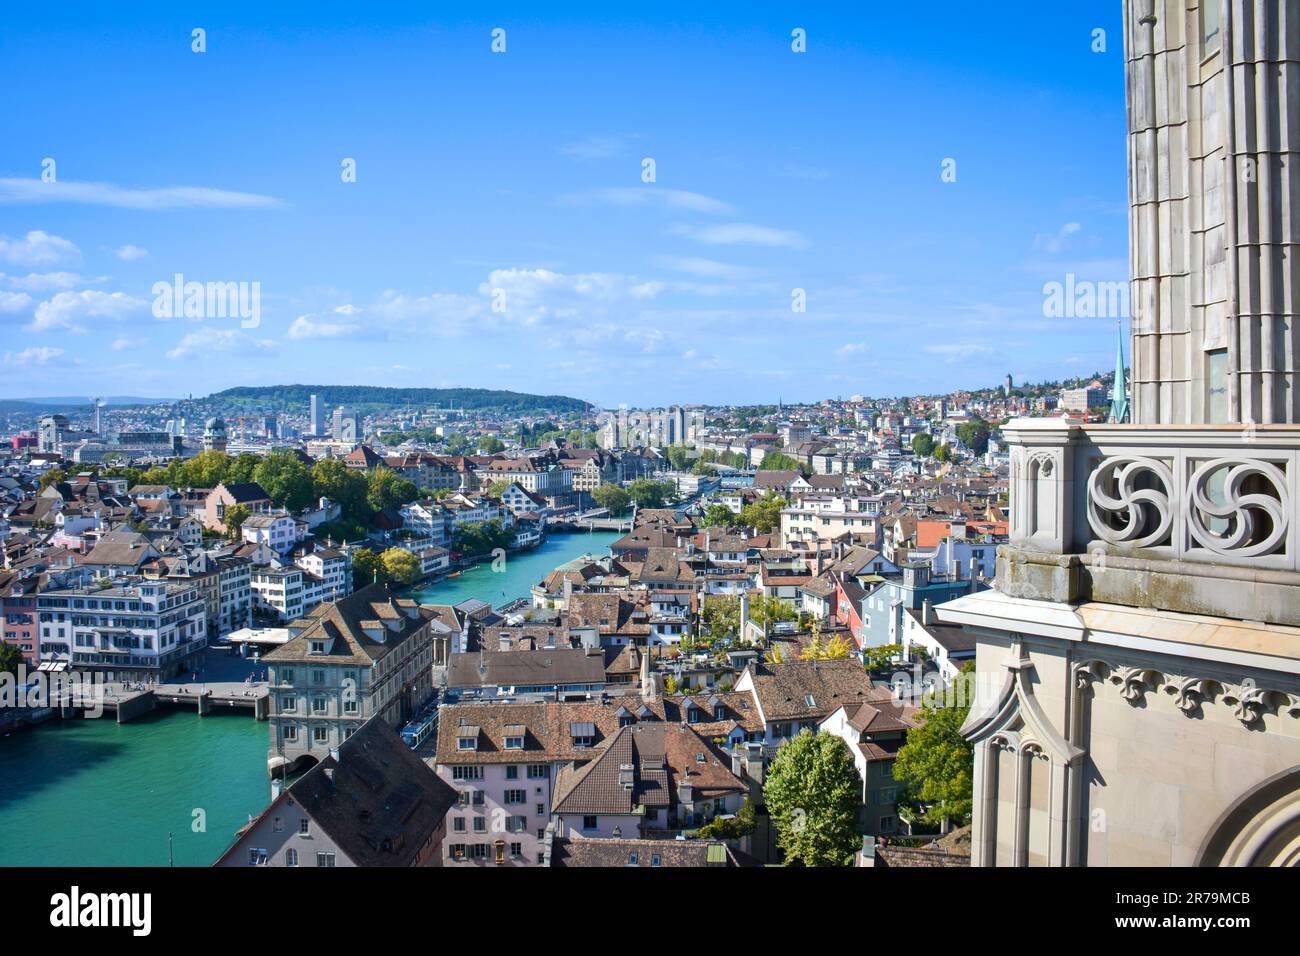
left=998, top=418, right=1300, bottom=626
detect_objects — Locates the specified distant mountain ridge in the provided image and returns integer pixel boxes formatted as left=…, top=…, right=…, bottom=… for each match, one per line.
left=211, top=385, right=593, bottom=415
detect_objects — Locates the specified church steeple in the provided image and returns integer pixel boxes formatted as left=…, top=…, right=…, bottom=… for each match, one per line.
left=1108, top=321, right=1130, bottom=424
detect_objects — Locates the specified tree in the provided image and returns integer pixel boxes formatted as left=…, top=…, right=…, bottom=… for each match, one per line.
left=759, top=452, right=803, bottom=473
left=764, top=730, right=863, bottom=866
left=477, top=435, right=505, bottom=454
left=892, top=664, right=975, bottom=829
left=801, top=632, right=853, bottom=660
left=910, top=433, right=936, bottom=458
left=702, top=503, right=740, bottom=528
left=665, top=445, right=691, bottom=471
left=627, top=478, right=675, bottom=509
left=701, top=595, right=741, bottom=641
left=351, top=548, right=388, bottom=589
left=366, top=468, right=418, bottom=514
left=696, top=797, right=757, bottom=841
left=452, top=519, right=515, bottom=557
left=254, top=450, right=315, bottom=511
left=38, top=469, right=66, bottom=492
left=955, top=418, right=991, bottom=456
left=591, top=483, right=630, bottom=516
left=934, top=444, right=953, bottom=463
left=0, top=640, right=23, bottom=676
left=380, top=547, right=422, bottom=585
left=739, top=493, right=786, bottom=534
left=223, top=504, right=251, bottom=542
left=312, top=458, right=372, bottom=522
left=864, top=643, right=903, bottom=670
left=485, top=479, right=512, bottom=498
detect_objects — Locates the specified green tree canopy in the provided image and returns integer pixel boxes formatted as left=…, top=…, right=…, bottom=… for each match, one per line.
left=477, top=435, right=505, bottom=454
left=223, top=503, right=251, bottom=542
left=764, top=730, right=863, bottom=866
left=591, top=482, right=631, bottom=515
left=366, top=468, right=419, bottom=514
left=380, top=547, right=422, bottom=585
left=254, top=450, right=316, bottom=511
left=892, top=665, right=975, bottom=829
left=955, top=419, right=991, bottom=456
left=739, top=492, right=786, bottom=533
left=0, top=640, right=24, bottom=676
left=702, top=503, right=741, bottom=528
left=910, top=433, right=936, bottom=458
left=626, top=478, right=675, bottom=509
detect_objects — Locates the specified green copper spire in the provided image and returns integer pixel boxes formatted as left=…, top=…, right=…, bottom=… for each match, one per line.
left=1108, top=321, right=1130, bottom=423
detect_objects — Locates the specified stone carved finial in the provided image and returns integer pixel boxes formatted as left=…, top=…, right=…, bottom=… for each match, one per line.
left=1162, top=676, right=1217, bottom=716
left=1108, top=665, right=1164, bottom=705
left=1222, top=683, right=1268, bottom=727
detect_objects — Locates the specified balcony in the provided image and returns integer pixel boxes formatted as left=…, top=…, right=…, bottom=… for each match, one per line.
left=999, top=418, right=1300, bottom=627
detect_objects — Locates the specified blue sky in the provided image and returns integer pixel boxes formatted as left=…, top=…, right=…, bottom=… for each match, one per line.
left=0, top=1, right=1128, bottom=408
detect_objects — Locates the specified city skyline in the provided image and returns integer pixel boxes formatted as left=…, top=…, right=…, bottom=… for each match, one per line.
left=3, top=1, right=1126, bottom=407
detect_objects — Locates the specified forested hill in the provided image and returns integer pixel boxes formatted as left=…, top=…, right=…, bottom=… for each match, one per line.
left=209, top=385, right=593, bottom=415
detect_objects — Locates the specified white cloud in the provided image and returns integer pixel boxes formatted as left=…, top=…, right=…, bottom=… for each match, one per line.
left=29, top=289, right=148, bottom=332
left=0, top=230, right=81, bottom=267
left=288, top=312, right=357, bottom=340
left=657, top=256, right=756, bottom=280
left=924, top=343, right=996, bottom=362
left=558, top=135, right=637, bottom=160
left=114, top=244, right=150, bottom=261
left=561, top=187, right=733, bottom=215
left=1033, top=221, right=1082, bottom=254
left=0, top=178, right=284, bottom=210
left=478, top=268, right=664, bottom=326
left=4, top=271, right=83, bottom=292
left=369, top=291, right=485, bottom=335
left=674, top=222, right=808, bottom=249
left=3, top=346, right=64, bottom=366
left=167, top=327, right=275, bottom=359
left=0, top=290, right=32, bottom=314
left=836, top=342, right=867, bottom=357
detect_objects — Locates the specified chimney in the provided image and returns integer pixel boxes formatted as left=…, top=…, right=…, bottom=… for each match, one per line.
left=922, top=598, right=932, bottom=627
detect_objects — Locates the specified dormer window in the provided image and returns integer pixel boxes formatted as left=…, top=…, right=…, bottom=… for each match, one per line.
left=457, top=725, right=480, bottom=751
left=569, top=721, right=595, bottom=748
left=686, top=706, right=701, bottom=724
left=505, top=735, right=524, bottom=750
left=309, top=640, right=326, bottom=655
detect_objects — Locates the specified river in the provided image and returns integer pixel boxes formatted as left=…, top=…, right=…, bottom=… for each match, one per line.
left=0, top=531, right=619, bottom=866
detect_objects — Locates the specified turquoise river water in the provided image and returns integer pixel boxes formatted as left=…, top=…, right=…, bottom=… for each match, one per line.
left=0, top=531, right=618, bottom=866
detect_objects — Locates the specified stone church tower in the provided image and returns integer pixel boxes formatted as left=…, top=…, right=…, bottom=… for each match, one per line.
left=937, top=0, right=1300, bottom=866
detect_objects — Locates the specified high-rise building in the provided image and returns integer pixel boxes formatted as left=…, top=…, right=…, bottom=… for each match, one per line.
left=332, top=405, right=362, bottom=443
left=309, top=394, right=324, bottom=437
left=936, top=0, right=1300, bottom=867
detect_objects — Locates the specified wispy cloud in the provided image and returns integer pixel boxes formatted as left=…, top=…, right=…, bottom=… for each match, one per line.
left=114, top=244, right=150, bottom=260
left=0, top=178, right=284, bottom=210
left=3, top=346, right=64, bottom=366
left=673, top=222, right=808, bottom=249
left=0, top=230, right=80, bottom=267
left=656, top=256, right=756, bottom=280
left=560, top=187, right=733, bottom=215
left=924, top=342, right=996, bottom=362
left=1033, top=221, right=1082, bottom=254
left=167, top=327, right=275, bottom=359
left=558, top=134, right=638, bottom=160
